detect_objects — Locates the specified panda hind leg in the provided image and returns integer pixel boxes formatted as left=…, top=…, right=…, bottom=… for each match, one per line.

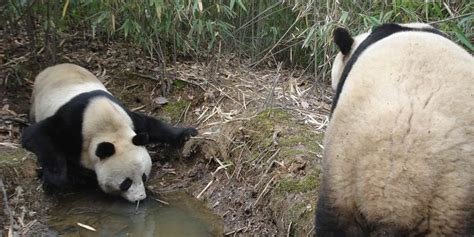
left=315, top=191, right=365, bottom=237
left=425, top=173, right=473, bottom=236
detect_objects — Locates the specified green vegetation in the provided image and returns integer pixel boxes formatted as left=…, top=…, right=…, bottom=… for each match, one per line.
left=279, top=130, right=323, bottom=152
left=0, top=148, right=30, bottom=164
left=246, top=108, right=323, bottom=159
left=249, top=109, right=292, bottom=147
left=276, top=169, right=321, bottom=193
left=162, top=100, right=191, bottom=122
left=245, top=110, right=322, bottom=234
left=173, top=79, right=187, bottom=90
left=2, top=0, right=472, bottom=82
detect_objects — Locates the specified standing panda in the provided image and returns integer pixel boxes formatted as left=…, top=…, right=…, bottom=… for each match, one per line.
left=315, top=23, right=473, bottom=236
left=22, top=63, right=198, bottom=202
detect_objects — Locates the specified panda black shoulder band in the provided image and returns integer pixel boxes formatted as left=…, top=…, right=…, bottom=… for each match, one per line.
left=330, top=23, right=446, bottom=115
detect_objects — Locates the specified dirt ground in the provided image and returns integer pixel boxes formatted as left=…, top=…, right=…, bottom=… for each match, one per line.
left=0, top=28, right=333, bottom=236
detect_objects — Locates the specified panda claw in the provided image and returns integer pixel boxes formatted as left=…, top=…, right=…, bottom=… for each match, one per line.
left=181, top=128, right=197, bottom=138
left=174, top=128, right=197, bottom=147
left=187, top=128, right=198, bottom=137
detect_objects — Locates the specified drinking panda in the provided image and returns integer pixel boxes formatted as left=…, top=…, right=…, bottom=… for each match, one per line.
left=22, top=63, right=198, bottom=202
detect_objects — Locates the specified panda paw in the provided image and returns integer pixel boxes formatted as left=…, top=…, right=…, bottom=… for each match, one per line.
left=39, top=166, right=69, bottom=188
left=175, top=127, right=198, bottom=148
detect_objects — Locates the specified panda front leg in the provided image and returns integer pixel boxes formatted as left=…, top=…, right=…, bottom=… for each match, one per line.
left=129, top=112, right=198, bottom=147
left=21, top=120, right=69, bottom=188
left=36, top=152, right=69, bottom=189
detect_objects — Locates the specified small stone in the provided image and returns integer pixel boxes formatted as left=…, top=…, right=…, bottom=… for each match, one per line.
left=153, top=97, right=169, bottom=105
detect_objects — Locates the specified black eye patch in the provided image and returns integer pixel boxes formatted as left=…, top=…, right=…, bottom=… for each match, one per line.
left=142, top=174, right=147, bottom=183
left=120, top=178, right=133, bottom=191
left=96, top=142, right=115, bottom=159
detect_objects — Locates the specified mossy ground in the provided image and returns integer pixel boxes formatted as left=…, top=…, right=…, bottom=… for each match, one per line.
left=161, top=100, right=191, bottom=122
left=248, top=109, right=292, bottom=147
left=0, top=147, right=30, bottom=165
left=248, top=109, right=323, bottom=156
left=276, top=169, right=321, bottom=193
left=245, top=109, right=324, bottom=235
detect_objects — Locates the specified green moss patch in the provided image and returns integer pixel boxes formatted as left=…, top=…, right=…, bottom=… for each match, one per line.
left=162, top=100, right=191, bottom=122
left=241, top=108, right=324, bottom=235
left=246, top=109, right=324, bottom=162
left=0, top=148, right=30, bottom=165
left=247, top=109, right=292, bottom=148
left=287, top=201, right=314, bottom=223
left=276, top=169, right=321, bottom=194
left=174, top=79, right=187, bottom=90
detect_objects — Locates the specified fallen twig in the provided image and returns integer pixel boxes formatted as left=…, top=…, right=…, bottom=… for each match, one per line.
left=0, top=178, right=15, bottom=236
left=253, top=176, right=275, bottom=207
left=287, top=221, right=293, bottom=237
left=153, top=197, right=169, bottom=205
left=174, top=101, right=191, bottom=126
left=263, top=62, right=283, bottom=112
left=211, top=163, right=232, bottom=177
left=130, top=105, right=146, bottom=112
left=128, top=72, right=158, bottom=81
left=196, top=179, right=214, bottom=199
left=77, top=222, right=97, bottom=232
left=20, top=219, right=38, bottom=235
left=224, top=227, right=247, bottom=236
left=0, top=142, right=19, bottom=149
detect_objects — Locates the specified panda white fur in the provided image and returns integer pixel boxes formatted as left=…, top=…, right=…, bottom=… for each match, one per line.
left=315, top=23, right=474, bottom=236
left=22, top=63, right=198, bottom=202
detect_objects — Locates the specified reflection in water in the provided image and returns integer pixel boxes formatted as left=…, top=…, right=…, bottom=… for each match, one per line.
left=48, top=191, right=223, bottom=237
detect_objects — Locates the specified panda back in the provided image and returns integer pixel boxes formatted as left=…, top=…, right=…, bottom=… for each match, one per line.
left=325, top=30, right=474, bottom=229
left=32, top=64, right=108, bottom=122
left=334, top=30, right=473, bottom=124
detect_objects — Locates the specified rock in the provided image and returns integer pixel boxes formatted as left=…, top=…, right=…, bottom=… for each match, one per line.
left=153, top=97, right=169, bottom=105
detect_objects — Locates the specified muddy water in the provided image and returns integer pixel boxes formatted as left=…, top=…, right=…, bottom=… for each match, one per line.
left=47, top=190, right=223, bottom=237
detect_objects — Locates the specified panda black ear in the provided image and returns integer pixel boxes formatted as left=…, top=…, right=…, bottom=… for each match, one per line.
left=96, top=142, right=115, bottom=159
left=333, top=27, right=354, bottom=55
left=132, top=133, right=149, bottom=146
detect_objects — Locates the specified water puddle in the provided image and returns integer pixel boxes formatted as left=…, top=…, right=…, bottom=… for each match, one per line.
left=47, top=190, right=223, bottom=237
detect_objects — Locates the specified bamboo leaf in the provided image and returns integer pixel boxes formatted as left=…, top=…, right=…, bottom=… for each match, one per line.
left=453, top=25, right=474, bottom=52
left=302, top=27, right=315, bottom=48
left=61, top=0, right=70, bottom=18
left=368, top=16, right=381, bottom=26
left=382, top=10, right=393, bottom=23
left=193, top=0, right=200, bottom=14
left=339, top=11, right=349, bottom=24
left=153, top=0, right=163, bottom=19
left=111, top=13, right=115, bottom=31
left=236, top=0, right=247, bottom=12
left=198, top=0, right=203, bottom=13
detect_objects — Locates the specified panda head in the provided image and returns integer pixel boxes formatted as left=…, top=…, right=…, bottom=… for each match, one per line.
left=91, top=132, right=152, bottom=202
left=331, top=23, right=437, bottom=91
